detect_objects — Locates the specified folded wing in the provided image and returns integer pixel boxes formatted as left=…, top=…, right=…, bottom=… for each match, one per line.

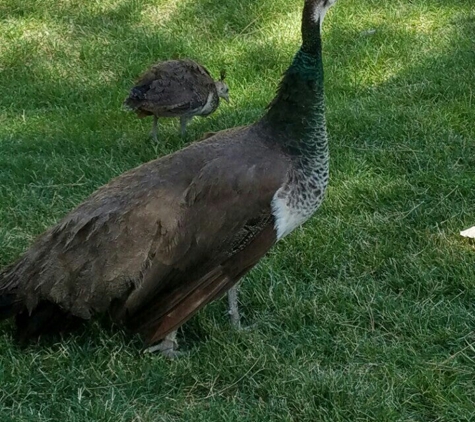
left=0, top=133, right=289, bottom=344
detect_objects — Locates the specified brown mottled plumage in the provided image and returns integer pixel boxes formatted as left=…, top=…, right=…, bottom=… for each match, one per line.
left=0, top=0, right=338, bottom=356
left=124, top=59, right=229, bottom=141
left=1, top=129, right=288, bottom=349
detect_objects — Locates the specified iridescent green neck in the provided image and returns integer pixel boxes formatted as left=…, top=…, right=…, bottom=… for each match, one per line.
left=261, top=13, right=326, bottom=155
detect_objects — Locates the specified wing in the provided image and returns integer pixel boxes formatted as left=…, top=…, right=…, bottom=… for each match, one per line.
left=1, top=130, right=290, bottom=343
left=126, top=221, right=276, bottom=344
left=129, top=60, right=215, bottom=116
left=121, top=154, right=286, bottom=343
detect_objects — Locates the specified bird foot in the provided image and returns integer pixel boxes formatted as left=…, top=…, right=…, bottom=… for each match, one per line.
left=236, top=322, right=258, bottom=332
left=144, top=338, right=182, bottom=359
left=228, top=309, right=258, bottom=332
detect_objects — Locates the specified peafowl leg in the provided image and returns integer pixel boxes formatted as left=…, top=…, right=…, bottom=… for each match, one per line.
left=151, top=115, right=159, bottom=142
left=144, top=330, right=181, bottom=358
left=180, top=116, right=192, bottom=137
left=227, top=284, right=241, bottom=329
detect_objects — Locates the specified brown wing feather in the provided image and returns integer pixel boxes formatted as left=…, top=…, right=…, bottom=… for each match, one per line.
left=0, top=126, right=290, bottom=344
left=121, top=150, right=285, bottom=342
left=126, top=59, right=216, bottom=116
left=138, top=223, right=276, bottom=344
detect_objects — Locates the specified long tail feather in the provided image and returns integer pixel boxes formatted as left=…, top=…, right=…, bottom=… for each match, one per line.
left=15, top=302, right=84, bottom=343
left=123, top=85, right=149, bottom=110
left=0, top=263, right=24, bottom=320
left=0, top=293, right=22, bottom=320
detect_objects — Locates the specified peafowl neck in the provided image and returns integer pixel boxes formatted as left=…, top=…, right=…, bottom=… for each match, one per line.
left=264, top=1, right=334, bottom=240
left=262, top=3, right=327, bottom=159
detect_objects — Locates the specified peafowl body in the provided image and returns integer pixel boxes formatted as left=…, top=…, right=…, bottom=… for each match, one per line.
left=124, top=59, right=229, bottom=141
left=0, top=0, right=336, bottom=356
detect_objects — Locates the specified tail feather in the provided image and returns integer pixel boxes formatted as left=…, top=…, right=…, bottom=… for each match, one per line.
left=15, top=301, right=84, bottom=343
left=0, top=293, right=23, bottom=320
left=1, top=260, right=84, bottom=341
left=0, top=263, right=24, bottom=320
left=123, top=85, right=149, bottom=110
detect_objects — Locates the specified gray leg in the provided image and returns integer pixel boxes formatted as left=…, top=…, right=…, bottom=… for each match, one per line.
left=227, top=284, right=241, bottom=329
left=151, top=116, right=158, bottom=142
left=143, top=287, right=241, bottom=357
left=180, top=116, right=192, bottom=137
left=144, top=330, right=181, bottom=358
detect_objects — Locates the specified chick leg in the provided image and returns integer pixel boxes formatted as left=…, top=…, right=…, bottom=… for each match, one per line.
left=150, top=115, right=158, bottom=142
left=144, top=330, right=181, bottom=358
left=180, top=116, right=192, bottom=137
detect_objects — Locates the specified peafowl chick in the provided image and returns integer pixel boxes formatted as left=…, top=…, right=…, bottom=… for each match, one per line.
left=124, top=59, right=229, bottom=142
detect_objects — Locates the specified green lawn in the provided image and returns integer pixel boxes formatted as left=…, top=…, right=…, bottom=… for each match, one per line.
left=1, top=0, right=474, bottom=420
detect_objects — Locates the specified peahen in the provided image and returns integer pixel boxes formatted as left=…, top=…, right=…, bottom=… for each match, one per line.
left=0, top=0, right=337, bottom=357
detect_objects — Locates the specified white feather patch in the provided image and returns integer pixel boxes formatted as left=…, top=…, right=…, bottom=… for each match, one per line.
left=271, top=191, right=309, bottom=240
left=199, top=92, right=216, bottom=115
left=313, top=6, right=326, bottom=27
left=460, top=226, right=475, bottom=238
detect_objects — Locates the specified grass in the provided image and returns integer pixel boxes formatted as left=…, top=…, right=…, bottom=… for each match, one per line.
left=0, top=0, right=474, bottom=420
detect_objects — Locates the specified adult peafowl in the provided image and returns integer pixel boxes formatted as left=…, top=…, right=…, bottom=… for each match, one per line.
left=0, top=0, right=337, bottom=357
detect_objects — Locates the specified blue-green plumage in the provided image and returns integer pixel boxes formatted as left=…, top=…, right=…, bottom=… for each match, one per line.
left=265, top=0, right=333, bottom=240
left=262, top=1, right=327, bottom=156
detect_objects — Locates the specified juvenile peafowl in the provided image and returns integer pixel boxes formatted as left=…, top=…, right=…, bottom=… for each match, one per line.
left=124, top=59, right=229, bottom=142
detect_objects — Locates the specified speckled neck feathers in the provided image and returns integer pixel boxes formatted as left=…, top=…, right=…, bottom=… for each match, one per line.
left=263, top=0, right=331, bottom=239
